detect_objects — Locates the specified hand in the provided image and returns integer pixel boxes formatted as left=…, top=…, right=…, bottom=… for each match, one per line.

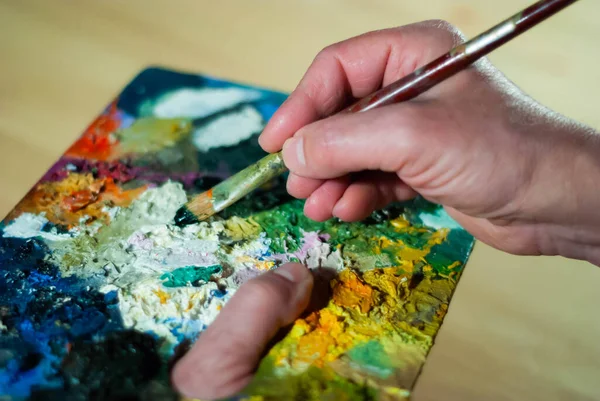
left=171, top=19, right=600, bottom=401
left=171, top=263, right=313, bottom=399
left=260, top=21, right=600, bottom=265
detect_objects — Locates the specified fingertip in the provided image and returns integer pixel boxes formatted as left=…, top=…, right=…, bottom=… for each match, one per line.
left=259, top=113, right=287, bottom=153
left=331, top=199, right=351, bottom=221
left=259, top=91, right=322, bottom=153
left=287, top=173, right=323, bottom=199
left=303, top=178, right=351, bottom=221
left=273, top=262, right=312, bottom=285
left=332, top=182, right=378, bottom=222
left=332, top=197, right=373, bottom=222
left=304, top=195, right=333, bottom=222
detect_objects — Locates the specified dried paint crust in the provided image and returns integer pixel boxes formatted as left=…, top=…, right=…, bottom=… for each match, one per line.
left=0, top=67, right=474, bottom=401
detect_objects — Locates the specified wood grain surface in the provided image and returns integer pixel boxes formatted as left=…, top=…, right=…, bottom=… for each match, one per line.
left=1, top=1, right=599, bottom=400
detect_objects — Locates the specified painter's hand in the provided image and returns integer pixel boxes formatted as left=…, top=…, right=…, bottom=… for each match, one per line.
left=171, top=263, right=313, bottom=400
left=260, top=21, right=600, bottom=265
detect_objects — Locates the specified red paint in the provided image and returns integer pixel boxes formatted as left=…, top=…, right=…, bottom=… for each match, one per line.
left=65, top=101, right=122, bottom=160
left=62, top=189, right=99, bottom=212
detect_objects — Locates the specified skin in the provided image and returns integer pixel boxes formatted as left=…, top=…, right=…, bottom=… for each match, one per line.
left=172, top=21, right=600, bottom=399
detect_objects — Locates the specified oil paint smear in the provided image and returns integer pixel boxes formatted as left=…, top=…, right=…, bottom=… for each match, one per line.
left=0, top=67, right=474, bottom=401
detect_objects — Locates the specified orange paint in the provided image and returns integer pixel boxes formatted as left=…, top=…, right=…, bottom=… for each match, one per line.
left=8, top=173, right=144, bottom=227
left=332, top=269, right=375, bottom=314
left=65, top=101, right=121, bottom=160
left=294, top=309, right=346, bottom=368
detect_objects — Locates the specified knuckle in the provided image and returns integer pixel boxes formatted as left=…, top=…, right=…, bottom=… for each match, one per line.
left=309, top=44, right=340, bottom=77
left=419, top=19, right=466, bottom=45
left=316, top=42, right=341, bottom=62
left=381, top=105, right=428, bottom=171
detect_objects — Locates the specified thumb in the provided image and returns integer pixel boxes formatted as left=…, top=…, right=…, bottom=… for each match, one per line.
left=171, top=263, right=313, bottom=400
left=281, top=103, right=436, bottom=180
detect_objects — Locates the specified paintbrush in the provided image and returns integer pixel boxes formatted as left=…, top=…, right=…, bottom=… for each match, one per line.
left=174, top=0, right=578, bottom=226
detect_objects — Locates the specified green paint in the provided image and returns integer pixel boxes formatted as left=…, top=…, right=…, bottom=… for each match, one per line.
left=241, top=355, right=380, bottom=401
left=251, top=200, right=438, bottom=262
left=424, top=229, right=474, bottom=276
left=160, top=264, right=222, bottom=287
left=347, top=341, right=394, bottom=379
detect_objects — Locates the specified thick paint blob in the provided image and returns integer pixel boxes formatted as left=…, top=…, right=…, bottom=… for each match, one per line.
left=0, top=68, right=474, bottom=401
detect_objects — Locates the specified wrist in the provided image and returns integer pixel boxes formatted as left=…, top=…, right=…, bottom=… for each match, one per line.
left=523, top=120, right=600, bottom=264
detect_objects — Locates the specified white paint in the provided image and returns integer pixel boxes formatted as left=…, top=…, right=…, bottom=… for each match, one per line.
left=419, top=208, right=462, bottom=230
left=305, top=243, right=344, bottom=271
left=102, top=205, right=120, bottom=221
left=228, top=232, right=271, bottom=260
left=153, top=87, right=262, bottom=120
left=46, top=181, right=275, bottom=349
left=101, top=275, right=235, bottom=349
left=50, top=181, right=190, bottom=280
left=2, top=213, right=72, bottom=241
left=192, top=106, right=264, bottom=152
left=41, top=180, right=351, bottom=351
left=125, top=225, right=220, bottom=270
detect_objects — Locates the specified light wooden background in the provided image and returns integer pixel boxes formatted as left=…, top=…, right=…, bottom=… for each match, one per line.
left=1, top=1, right=599, bottom=400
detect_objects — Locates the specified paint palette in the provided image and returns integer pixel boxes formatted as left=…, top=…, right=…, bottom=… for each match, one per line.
left=0, top=67, right=474, bottom=400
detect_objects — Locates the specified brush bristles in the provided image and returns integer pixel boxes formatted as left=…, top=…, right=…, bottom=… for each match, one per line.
left=180, top=190, right=216, bottom=224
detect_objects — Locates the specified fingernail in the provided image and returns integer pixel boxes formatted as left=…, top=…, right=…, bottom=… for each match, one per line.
left=273, top=264, right=313, bottom=321
left=282, top=136, right=306, bottom=167
left=332, top=199, right=345, bottom=218
left=257, top=133, right=266, bottom=149
left=273, top=263, right=307, bottom=283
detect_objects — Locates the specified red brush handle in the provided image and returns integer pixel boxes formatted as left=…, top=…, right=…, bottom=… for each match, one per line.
left=345, top=0, right=579, bottom=114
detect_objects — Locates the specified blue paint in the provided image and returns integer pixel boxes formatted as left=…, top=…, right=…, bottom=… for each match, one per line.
left=0, top=237, right=125, bottom=398
left=210, top=289, right=227, bottom=299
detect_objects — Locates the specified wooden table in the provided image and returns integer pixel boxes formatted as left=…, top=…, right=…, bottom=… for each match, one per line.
left=1, top=1, right=599, bottom=399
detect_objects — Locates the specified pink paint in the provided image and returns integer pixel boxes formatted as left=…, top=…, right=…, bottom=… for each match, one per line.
left=268, top=231, right=324, bottom=263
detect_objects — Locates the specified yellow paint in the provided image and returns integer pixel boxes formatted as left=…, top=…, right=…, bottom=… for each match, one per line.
left=152, top=288, right=170, bottom=304
left=115, top=117, right=192, bottom=155
left=234, top=256, right=274, bottom=270
left=390, top=216, right=410, bottom=230
left=266, top=238, right=457, bottom=387
left=224, top=216, right=262, bottom=241
left=239, top=211, right=468, bottom=399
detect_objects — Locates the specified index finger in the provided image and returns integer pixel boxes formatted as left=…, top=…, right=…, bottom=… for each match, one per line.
left=258, top=21, right=463, bottom=153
